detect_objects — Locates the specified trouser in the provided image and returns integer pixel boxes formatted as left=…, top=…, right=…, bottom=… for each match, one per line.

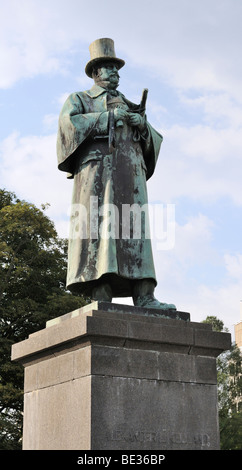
left=92, top=278, right=156, bottom=304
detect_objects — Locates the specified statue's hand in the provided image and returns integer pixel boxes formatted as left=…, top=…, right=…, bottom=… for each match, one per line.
left=113, top=108, right=128, bottom=122
left=128, top=113, right=146, bottom=131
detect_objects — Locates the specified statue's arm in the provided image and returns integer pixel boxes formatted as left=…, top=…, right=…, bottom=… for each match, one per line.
left=69, top=94, right=109, bottom=137
left=57, top=93, right=109, bottom=175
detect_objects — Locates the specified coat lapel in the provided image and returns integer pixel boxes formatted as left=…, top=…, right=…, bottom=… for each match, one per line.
left=84, top=85, right=108, bottom=111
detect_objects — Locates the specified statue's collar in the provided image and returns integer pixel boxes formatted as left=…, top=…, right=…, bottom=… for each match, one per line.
left=84, top=84, right=119, bottom=98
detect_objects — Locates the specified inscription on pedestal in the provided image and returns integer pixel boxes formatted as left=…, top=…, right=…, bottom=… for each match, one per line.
left=106, top=428, right=210, bottom=449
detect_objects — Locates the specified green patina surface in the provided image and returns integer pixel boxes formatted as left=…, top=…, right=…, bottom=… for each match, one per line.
left=57, top=84, right=162, bottom=298
left=56, top=39, right=176, bottom=311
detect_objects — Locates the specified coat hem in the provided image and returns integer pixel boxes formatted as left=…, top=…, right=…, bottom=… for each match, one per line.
left=67, top=273, right=157, bottom=298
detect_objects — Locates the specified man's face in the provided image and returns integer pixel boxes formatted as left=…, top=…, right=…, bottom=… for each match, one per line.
left=94, top=62, right=120, bottom=89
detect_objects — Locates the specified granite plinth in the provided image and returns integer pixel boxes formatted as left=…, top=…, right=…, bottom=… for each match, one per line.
left=11, top=302, right=231, bottom=450
left=46, top=301, right=191, bottom=325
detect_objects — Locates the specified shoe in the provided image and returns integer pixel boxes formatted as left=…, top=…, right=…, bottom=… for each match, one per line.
left=134, top=294, right=176, bottom=310
left=132, top=280, right=176, bottom=311
left=92, top=283, right=112, bottom=302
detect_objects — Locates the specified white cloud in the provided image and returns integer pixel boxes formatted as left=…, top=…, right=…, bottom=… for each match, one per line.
left=152, top=215, right=241, bottom=335
left=42, top=114, right=59, bottom=132
left=194, top=281, right=242, bottom=337
left=117, top=1, right=242, bottom=102
left=224, top=253, right=242, bottom=279
left=0, top=0, right=87, bottom=88
left=1, top=0, right=242, bottom=103
left=147, top=121, right=242, bottom=206
left=179, top=92, right=242, bottom=129
left=0, top=131, right=72, bottom=237
left=153, top=212, right=216, bottom=284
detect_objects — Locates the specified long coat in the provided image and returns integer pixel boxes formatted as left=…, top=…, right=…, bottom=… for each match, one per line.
left=57, top=84, right=163, bottom=298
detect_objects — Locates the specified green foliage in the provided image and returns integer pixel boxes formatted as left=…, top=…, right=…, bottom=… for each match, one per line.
left=218, top=344, right=242, bottom=449
left=201, top=315, right=227, bottom=332
left=203, top=315, right=242, bottom=450
left=0, top=189, right=89, bottom=449
left=219, top=412, right=242, bottom=450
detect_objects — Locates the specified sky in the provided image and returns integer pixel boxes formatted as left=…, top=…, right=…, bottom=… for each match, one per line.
left=0, top=0, right=242, bottom=338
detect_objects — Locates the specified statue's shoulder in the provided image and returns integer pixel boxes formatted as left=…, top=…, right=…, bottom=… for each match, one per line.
left=59, top=92, right=85, bottom=114
left=62, top=91, right=84, bottom=105
left=83, top=85, right=106, bottom=99
left=69, top=91, right=86, bottom=101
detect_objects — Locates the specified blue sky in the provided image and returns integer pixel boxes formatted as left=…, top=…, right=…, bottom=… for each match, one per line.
left=0, top=0, right=242, bottom=337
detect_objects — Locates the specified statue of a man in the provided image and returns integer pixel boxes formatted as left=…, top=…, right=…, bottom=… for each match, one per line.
left=57, top=38, right=176, bottom=310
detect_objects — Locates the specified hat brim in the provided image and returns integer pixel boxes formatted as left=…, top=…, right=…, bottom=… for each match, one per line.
left=85, top=57, right=125, bottom=78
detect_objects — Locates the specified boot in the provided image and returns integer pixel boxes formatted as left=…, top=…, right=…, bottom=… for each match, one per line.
left=133, top=279, right=176, bottom=310
left=92, top=282, right=112, bottom=302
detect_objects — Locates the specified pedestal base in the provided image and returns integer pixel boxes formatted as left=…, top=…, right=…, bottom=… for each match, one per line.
left=11, top=302, right=231, bottom=450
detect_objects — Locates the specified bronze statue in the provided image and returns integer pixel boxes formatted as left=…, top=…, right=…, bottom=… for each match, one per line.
left=57, top=38, right=176, bottom=310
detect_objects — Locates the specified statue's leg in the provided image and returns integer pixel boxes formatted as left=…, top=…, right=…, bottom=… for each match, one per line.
left=132, top=279, right=176, bottom=310
left=92, top=282, right=112, bottom=302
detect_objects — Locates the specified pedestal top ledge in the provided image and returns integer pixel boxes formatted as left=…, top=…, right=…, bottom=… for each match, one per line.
left=11, top=302, right=231, bottom=365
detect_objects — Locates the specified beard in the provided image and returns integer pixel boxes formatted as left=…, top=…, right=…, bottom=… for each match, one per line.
left=94, top=70, right=120, bottom=90
left=108, top=74, right=119, bottom=87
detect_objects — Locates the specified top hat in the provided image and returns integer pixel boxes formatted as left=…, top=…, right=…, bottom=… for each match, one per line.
left=85, top=38, right=125, bottom=78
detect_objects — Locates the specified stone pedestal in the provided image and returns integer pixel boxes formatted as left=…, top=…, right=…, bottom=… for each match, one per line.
left=11, top=302, right=231, bottom=450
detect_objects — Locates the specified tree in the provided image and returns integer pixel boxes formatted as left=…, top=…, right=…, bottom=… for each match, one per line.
left=202, top=315, right=228, bottom=332
left=203, top=315, right=242, bottom=450
left=0, top=189, right=89, bottom=449
left=218, top=344, right=242, bottom=449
